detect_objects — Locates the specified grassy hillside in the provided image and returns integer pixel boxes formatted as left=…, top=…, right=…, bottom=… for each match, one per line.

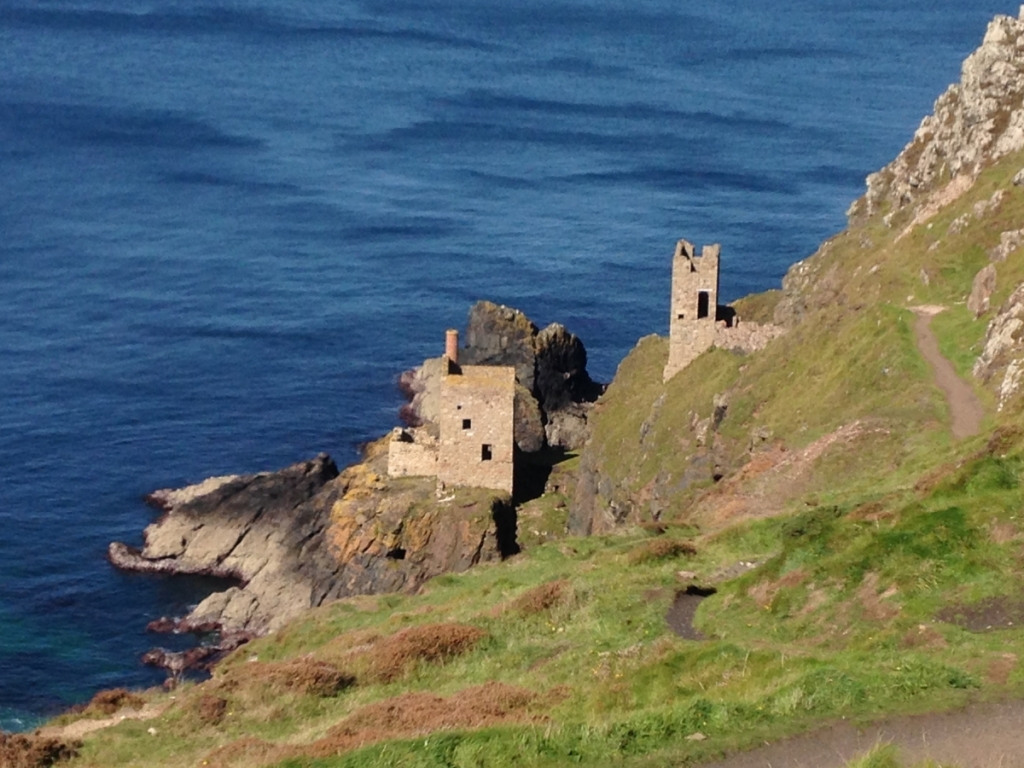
left=33, top=24, right=1024, bottom=767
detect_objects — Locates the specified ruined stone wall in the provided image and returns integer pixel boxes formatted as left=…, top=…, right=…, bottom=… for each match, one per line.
left=712, top=321, right=787, bottom=357
left=665, top=240, right=721, bottom=381
left=387, top=428, right=438, bottom=478
left=438, top=366, right=515, bottom=494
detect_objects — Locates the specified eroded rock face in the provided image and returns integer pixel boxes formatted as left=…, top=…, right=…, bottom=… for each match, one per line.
left=534, top=323, right=601, bottom=413
left=400, top=302, right=603, bottom=452
left=110, top=444, right=513, bottom=635
left=851, top=11, right=1024, bottom=223
left=968, top=264, right=998, bottom=317
left=462, top=301, right=539, bottom=391
left=974, top=282, right=1024, bottom=410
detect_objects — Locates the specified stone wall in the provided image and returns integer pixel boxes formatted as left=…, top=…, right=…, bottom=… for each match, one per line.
left=665, top=239, right=721, bottom=381
left=387, top=428, right=439, bottom=478
left=438, top=366, right=515, bottom=494
left=712, top=321, right=787, bottom=356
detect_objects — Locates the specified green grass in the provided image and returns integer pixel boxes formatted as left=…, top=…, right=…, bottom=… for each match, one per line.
left=65, top=441, right=1024, bottom=767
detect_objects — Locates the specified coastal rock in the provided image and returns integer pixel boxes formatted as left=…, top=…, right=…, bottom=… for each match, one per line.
left=974, top=282, right=1024, bottom=410
left=398, top=357, right=446, bottom=427
left=773, top=239, right=844, bottom=326
left=533, top=323, right=601, bottom=413
left=545, top=405, right=591, bottom=451
left=514, top=384, right=546, bottom=453
left=462, top=301, right=539, bottom=391
left=112, top=443, right=515, bottom=636
left=110, top=454, right=341, bottom=633
left=968, top=264, right=998, bottom=317
left=851, top=11, right=1024, bottom=223
left=400, top=302, right=603, bottom=451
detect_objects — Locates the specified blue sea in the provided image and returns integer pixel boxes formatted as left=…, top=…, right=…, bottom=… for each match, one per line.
left=0, top=0, right=1005, bottom=730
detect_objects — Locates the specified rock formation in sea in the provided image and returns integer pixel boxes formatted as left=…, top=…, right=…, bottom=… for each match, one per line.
left=110, top=301, right=596, bottom=657
left=110, top=442, right=514, bottom=639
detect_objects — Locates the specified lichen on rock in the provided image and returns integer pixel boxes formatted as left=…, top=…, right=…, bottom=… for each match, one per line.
left=850, top=11, right=1024, bottom=224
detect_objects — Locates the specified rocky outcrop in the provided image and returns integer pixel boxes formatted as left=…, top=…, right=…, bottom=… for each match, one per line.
left=974, top=282, right=1024, bottom=410
left=850, top=11, right=1024, bottom=224
left=968, top=265, right=998, bottom=317
left=401, top=302, right=603, bottom=452
left=533, top=323, right=600, bottom=413
left=111, top=443, right=514, bottom=635
left=990, top=229, right=1024, bottom=262
left=514, top=384, right=545, bottom=453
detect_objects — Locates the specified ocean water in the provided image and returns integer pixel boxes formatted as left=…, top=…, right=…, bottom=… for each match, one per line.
left=0, top=0, right=1006, bottom=729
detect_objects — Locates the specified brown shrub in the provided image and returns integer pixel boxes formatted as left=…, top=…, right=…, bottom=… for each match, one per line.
left=199, top=682, right=544, bottom=768
left=987, top=653, right=1018, bottom=685
left=309, top=682, right=539, bottom=759
left=511, top=580, right=569, bottom=616
left=200, top=736, right=280, bottom=768
left=901, top=623, right=949, bottom=650
left=367, top=623, right=487, bottom=683
left=0, top=732, right=79, bottom=768
left=194, top=694, right=229, bottom=726
left=626, top=538, right=696, bottom=565
left=83, top=688, right=145, bottom=716
left=227, top=658, right=355, bottom=697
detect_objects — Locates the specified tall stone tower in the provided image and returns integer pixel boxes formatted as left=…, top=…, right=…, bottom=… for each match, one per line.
left=664, top=238, right=721, bottom=381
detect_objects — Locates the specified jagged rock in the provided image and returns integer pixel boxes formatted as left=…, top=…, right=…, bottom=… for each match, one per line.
left=400, top=302, right=602, bottom=452
left=974, top=282, right=1024, bottom=409
left=534, top=323, right=601, bottom=413
left=111, top=446, right=515, bottom=635
left=968, top=264, right=998, bottom=317
left=1014, top=168, right=1024, bottom=185
left=110, top=454, right=341, bottom=633
left=398, top=357, right=446, bottom=426
left=974, top=189, right=1007, bottom=219
left=545, top=405, right=591, bottom=451
left=514, top=384, right=545, bottom=453
left=462, top=301, right=539, bottom=391
left=990, top=229, right=1024, bottom=262
left=851, top=11, right=1024, bottom=222
left=773, top=240, right=844, bottom=326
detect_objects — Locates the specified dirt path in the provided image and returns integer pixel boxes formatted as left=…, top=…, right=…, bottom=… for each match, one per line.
left=698, top=699, right=1024, bottom=767
left=35, top=702, right=166, bottom=741
left=911, top=306, right=983, bottom=439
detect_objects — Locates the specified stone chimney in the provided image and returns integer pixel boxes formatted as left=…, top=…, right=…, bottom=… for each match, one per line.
left=445, top=329, right=459, bottom=364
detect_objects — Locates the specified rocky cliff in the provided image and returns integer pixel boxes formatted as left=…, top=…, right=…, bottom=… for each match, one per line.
left=110, top=441, right=513, bottom=638
left=850, top=10, right=1024, bottom=226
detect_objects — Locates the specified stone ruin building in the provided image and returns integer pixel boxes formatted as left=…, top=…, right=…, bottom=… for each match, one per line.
left=664, top=238, right=785, bottom=381
left=388, top=330, right=516, bottom=495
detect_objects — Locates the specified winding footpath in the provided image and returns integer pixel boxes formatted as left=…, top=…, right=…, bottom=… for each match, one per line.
left=699, top=699, right=1024, bottom=767
left=911, top=306, right=983, bottom=439
left=697, top=307, right=1003, bottom=767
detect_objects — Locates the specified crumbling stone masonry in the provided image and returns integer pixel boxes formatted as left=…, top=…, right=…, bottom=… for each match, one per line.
left=663, top=238, right=786, bottom=381
left=388, top=331, right=516, bottom=495
left=665, top=239, right=721, bottom=381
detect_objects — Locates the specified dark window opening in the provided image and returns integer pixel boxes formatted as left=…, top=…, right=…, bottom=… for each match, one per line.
left=481, top=444, right=493, bottom=461
left=462, top=418, right=472, bottom=430
left=697, top=291, right=710, bottom=319
left=676, top=313, right=685, bottom=320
